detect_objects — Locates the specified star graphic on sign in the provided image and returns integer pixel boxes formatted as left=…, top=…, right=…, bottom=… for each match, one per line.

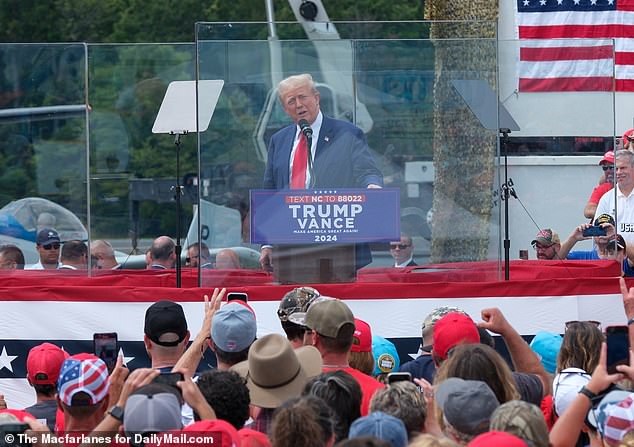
left=557, top=0, right=563, bottom=4
left=523, top=0, right=530, bottom=5
left=608, top=0, right=614, bottom=4
left=590, top=0, right=597, bottom=5
left=0, top=346, right=18, bottom=373
left=118, top=347, right=135, bottom=366
left=540, top=0, right=546, bottom=5
left=408, top=351, right=421, bottom=360
left=573, top=0, right=580, bottom=4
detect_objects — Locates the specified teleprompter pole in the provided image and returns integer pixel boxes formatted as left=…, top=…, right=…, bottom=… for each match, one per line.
left=172, top=132, right=186, bottom=288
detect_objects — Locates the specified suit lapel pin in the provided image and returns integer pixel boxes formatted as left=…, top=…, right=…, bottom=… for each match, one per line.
left=324, top=136, right=329, bottom=142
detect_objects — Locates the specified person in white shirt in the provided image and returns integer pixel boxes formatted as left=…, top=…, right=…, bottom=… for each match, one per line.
left=58, top=240, right=88, bottom=270
left=595, top=150, right=634, bottom=256
left=26, top=228, right=60, bottom=270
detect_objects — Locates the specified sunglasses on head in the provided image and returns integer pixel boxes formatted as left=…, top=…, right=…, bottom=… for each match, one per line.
left=602, top=165, right=615, bottom=171
left=390, top=243, right=410, bottom=250
left=41, top=243, right=60, bottom=250
left=565, top=320, right=601, bottom=330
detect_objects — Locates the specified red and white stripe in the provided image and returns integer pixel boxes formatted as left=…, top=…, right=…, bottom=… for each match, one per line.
left=517, top=6, right=634, bottom=91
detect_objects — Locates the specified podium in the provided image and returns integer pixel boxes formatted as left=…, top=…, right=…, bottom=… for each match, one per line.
left=273, top=244, right=356, bottom=284
left=250, top=188, right=401, bottom=284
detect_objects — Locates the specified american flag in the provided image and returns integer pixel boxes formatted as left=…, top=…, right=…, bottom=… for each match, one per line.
left=603, top=395, right=634, bottom=444
left=516, top=0, right=634, bottom=91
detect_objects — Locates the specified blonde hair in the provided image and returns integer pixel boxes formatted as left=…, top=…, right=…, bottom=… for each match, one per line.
left=556, top=321, right=603, bottom=373
left=409, top=434, right=459, bottom=447
left=277, top=73, right=318, bottom=101
left=348, top=351, right=374, bottom=376
left=434, top=344, right=520, bottom=403
left=620, top=430, right=634, bottom=446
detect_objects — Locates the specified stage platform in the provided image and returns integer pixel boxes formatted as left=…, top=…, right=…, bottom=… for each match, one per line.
left=0, top=259, right=629, bottom=408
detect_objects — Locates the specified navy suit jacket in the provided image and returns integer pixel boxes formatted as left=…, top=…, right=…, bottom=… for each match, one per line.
left=263, top=115, right=383, bottom=189
left=262, top=115, right=383, bottom=269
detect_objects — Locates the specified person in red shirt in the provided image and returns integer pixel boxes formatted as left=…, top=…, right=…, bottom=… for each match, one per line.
left=584, top=150, right=615, bottom=219
left=624, top=128, right=634, bottom=151
left=296, top=298, right=384, bottom=416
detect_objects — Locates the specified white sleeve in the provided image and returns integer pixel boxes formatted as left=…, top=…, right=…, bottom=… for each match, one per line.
left=594, top=191, right=612, bottom=221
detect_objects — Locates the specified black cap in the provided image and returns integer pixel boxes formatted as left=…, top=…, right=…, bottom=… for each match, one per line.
left=594, top=213, right=615, bottom=227
left=36, top=228, right=60, bottom=245
left=144, top=301, right=188, bottom=347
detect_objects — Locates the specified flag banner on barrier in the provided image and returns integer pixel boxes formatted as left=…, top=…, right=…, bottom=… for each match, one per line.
left=250, top=188, right=400, bottom=244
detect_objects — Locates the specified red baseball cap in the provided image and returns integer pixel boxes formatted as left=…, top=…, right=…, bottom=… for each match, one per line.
left=351, top=318, right=372, bottom=353
left=238, top=428, right=272, bottom=447
left=182, top=419, right=241, bottom=447
left=433, top=312, right=479, bottom=360
left=26, top=342, right=69, bottom=385
left=600, top=150, right=615, bottom=165
left=623, top=128, right=634, bottom=144
left=467, top=431, right=528, bottom=447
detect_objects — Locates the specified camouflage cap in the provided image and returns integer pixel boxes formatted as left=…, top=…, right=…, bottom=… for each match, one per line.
left=277, top=287, right=320, bottom=322
left=421, top=306, right=468, bottom=351
left=531, top=229, right=560, bottom=247
left=490, top=400, right=549, bottom=447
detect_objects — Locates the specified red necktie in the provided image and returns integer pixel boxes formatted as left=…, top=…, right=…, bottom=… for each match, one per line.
left=290, top=133, right=308, bottom=189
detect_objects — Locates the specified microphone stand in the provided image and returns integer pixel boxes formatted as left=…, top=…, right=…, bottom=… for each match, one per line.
left=500, top=128, right=517, bottom=281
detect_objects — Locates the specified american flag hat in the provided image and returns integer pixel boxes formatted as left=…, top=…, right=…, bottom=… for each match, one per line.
left=57, top=353, right=110, bottom=406
left=601, top=394, right=634, bottom=446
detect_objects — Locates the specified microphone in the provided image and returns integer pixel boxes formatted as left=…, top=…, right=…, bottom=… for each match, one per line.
left=298, top=119, right=313, bottom=139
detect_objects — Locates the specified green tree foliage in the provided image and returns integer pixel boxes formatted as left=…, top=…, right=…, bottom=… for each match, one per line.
left=0, top=0, right=428, bottom=243
left=0, top=0, right=424, bottom=43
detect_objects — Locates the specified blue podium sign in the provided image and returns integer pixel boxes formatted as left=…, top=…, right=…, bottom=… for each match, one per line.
left=250, top=188, right=400, bottom=244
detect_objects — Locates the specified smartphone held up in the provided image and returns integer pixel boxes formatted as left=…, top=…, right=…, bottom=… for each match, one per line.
left=93, top=332, right=118, bottom=373
left=606, top=325, right=630, bottom=375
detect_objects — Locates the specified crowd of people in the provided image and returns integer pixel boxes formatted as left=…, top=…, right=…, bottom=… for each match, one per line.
left=0, top=229, right=245, bottom=271
left=2, top=281, right=634, bottom=447
left=0, top=228, right=416, bottom=272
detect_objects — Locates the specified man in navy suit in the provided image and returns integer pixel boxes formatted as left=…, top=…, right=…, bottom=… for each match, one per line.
left=390, top=235, right=417, bottom=267
left=260, top=73, right=383, bottom=271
